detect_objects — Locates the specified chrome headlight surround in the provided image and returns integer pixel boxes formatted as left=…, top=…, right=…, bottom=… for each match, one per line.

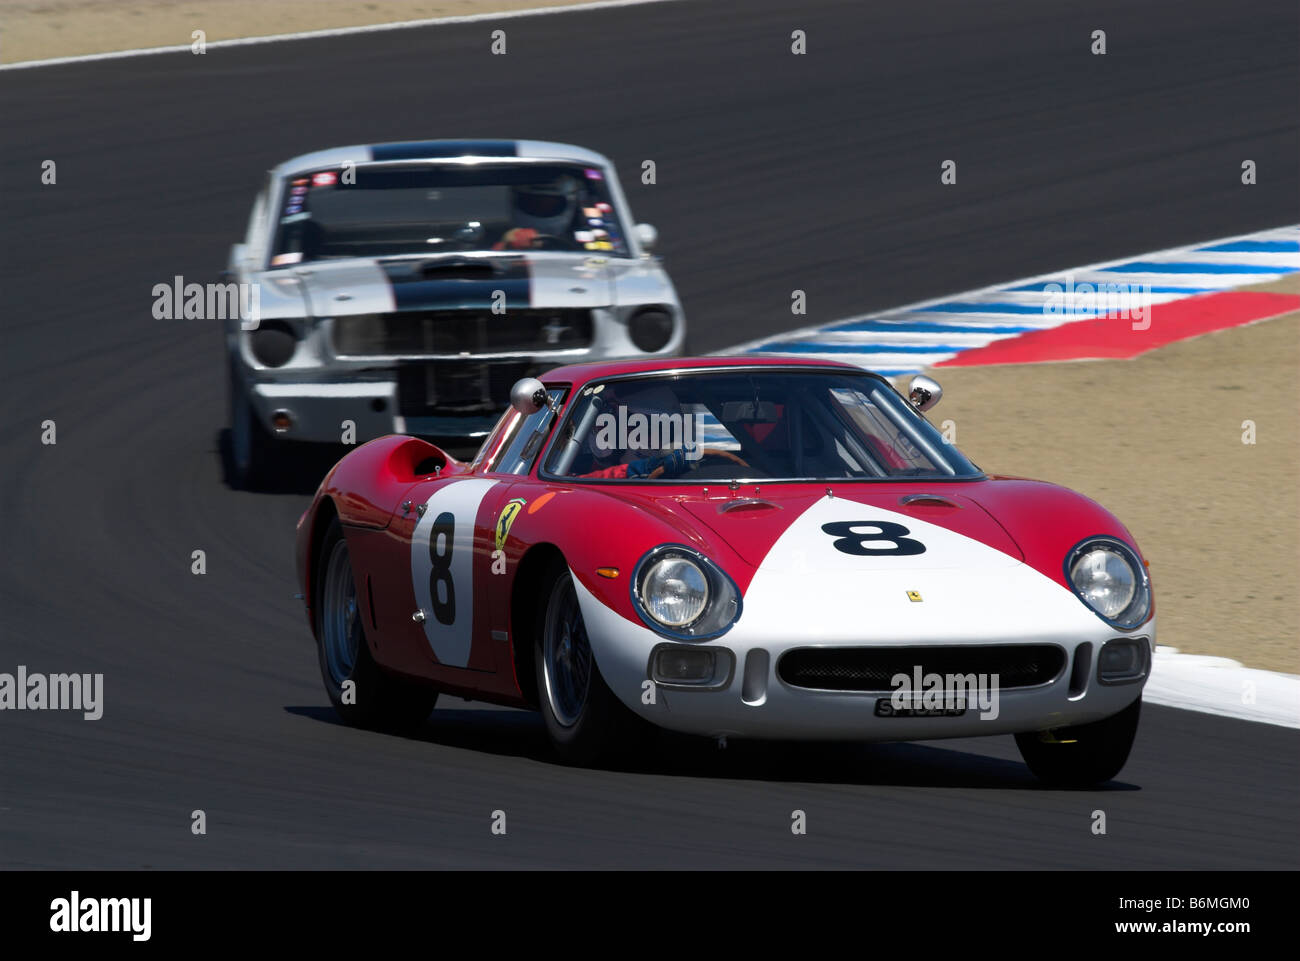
left=630, top=544, right=742, bottom=640
left=1063, top=536, right=1151, bottom=630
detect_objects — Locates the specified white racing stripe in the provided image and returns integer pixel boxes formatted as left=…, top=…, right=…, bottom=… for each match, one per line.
left=738, top=496, right=1104, bottom=645
left=410, top=479, right=498, bottom=668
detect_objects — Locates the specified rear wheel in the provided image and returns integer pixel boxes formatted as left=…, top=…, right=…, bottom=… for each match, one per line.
left=315, top=519, right=438, bottom=731
left=1015, top=697, right=1141, bottom=787
left=534, top=560, right=642, bottom=765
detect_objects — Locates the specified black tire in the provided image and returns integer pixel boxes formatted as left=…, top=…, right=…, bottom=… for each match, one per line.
left=228, top=357, right=277, bottom=490
left=533, top=559, right=643, bottom=765
left=1015, top=697, right=1142, bottom=787
left=314, top=518, right=438, bottom=732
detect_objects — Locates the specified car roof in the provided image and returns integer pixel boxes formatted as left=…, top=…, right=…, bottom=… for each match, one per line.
left=272, top=140, right=612, bottom=178
left=541, top=355, right=874, bottom=387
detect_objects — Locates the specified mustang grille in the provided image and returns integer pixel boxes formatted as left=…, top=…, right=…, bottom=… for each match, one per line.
left=397, top=361, right=535, bottom=414
left=777, top=645, right=1067, bottom=692
left=333, top=309, right=593, bottom=357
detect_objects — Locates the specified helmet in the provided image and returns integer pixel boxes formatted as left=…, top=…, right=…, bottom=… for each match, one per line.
left=584, top=382, right=684, bottom=463
left=511, top=174, right=581, bottom=236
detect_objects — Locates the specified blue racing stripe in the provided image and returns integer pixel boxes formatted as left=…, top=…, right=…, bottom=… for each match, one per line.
left=827, top=319, right=1036, bottom=333
left=380, top=259, right=531, bottom=309
left=1010, top=282, right=1214, bottom=294
left=915, top=302, right=1098, bottom=315
left=370, top=140, right=518, bottom=161
left=1197, top=240, right=1300, bottom=253
left=753, top=342, right=970, bottom=354
left=1100, top=261, right=1283, bottom=274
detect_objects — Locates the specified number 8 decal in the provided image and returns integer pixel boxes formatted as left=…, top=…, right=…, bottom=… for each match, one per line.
left=410, top=479, right=498, bottom=668
left=428, top=512, right=455, bottom=625
left=822, top=520, right=926, bottom=556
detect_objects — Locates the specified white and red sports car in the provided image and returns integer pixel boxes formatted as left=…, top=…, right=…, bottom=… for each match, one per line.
left=296, top=357, right=1154, bottom=785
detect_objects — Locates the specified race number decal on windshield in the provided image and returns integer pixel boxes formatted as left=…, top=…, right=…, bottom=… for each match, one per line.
left=410, top=479, right=497, bottom=668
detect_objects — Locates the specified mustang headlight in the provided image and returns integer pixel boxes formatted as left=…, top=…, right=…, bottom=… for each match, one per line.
left=632, top=545, right=741, bottom=639
left=1065, top=537, right=1151, bottom=629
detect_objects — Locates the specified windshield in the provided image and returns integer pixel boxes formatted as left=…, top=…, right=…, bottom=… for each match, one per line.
left=269, top=162, right=629, bottom=265
left=542, top=370, right=981, bottom=482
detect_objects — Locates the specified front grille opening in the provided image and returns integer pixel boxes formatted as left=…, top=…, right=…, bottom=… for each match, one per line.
left=397, top=361, right=536, bottom=415
left=333, top=309, right=594, bottom=357
left=777, top=645, right=1067, bottom=692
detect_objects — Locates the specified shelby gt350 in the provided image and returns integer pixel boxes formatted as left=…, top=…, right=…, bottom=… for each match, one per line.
left=225, top=139, right=683, bottom=487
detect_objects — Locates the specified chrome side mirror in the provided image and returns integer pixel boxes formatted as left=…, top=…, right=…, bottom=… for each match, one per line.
left=635, top=222, right=658, bottom=252
left=510, top=377, right=550, bottom=415
left=908, top=374, right=942, bottom=412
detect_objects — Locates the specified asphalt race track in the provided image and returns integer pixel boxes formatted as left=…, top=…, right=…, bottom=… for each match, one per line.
left=1, top=0, right=1297, bottom=868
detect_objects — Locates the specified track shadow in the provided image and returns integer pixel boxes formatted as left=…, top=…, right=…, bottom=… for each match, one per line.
left=216, top=428, right=345, bottom=495
left=285, top=704, right=1140, bottom=792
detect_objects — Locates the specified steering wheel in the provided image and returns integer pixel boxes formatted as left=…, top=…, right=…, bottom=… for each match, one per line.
left=697, top=447, right=750, bottom=469
left=648, top=447, right=751, bottom=478
left=527, top=233, right=577, bottom=251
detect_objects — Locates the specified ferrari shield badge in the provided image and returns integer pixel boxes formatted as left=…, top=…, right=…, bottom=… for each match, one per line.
left=495, top=498, right=527, bottom=551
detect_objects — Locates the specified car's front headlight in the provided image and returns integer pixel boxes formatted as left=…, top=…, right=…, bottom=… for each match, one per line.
left=1065, top=537, right=1151, bottom=629
left=632, top=546, right=740, bottom=639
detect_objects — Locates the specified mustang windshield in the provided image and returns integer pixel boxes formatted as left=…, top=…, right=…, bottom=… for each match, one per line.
left=269, top=162, right=629, bottom=265
left=543, top=370, right=981, bottom=482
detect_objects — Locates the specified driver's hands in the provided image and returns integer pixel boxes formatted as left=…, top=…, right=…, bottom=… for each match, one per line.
left=493, top=227, right=539, bottom=251
left=625, top=449, right=688, bottom=479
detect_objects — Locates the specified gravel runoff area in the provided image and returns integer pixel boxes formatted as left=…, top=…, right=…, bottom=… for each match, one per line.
left=0, top=0, right=617, bottom=62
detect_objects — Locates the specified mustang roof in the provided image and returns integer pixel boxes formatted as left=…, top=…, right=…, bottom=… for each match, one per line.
left=273, top=140, right=612, bottom=178
left=541, top=355, right=871, bottom=384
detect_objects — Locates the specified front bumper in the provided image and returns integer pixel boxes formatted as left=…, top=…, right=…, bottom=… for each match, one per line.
left=234, top=304, right=684, bottom=444
left=574, top=575, right=1154, bottom=742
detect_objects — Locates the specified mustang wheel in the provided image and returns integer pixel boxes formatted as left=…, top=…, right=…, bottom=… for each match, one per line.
left=535, top=560, right=642, bottom=764
left=315, top=519, right=438, bottom=731
left=228, top=358, right=277, bottom=490
left=1015, top=697, right=1141, bottom=787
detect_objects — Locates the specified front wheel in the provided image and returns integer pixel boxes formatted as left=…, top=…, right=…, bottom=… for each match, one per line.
left=228, top=359, right=277, bottom=490
left=534, top=561, right=643, bottom=765
left=1015, top=697, right=1141, bottom=787
left=314, top=518, right=439, bottom=731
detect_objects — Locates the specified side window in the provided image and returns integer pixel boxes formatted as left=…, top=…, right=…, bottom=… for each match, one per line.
left=244, top=174, right=274, bottom=264
left=488, top=389, right=567, bottom=475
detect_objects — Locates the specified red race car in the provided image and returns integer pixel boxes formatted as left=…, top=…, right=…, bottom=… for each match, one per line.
left=295, top=357, right=1154, bottom=785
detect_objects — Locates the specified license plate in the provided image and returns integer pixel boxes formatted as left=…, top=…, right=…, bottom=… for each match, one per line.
left=875, top=697, right=968, bottom=718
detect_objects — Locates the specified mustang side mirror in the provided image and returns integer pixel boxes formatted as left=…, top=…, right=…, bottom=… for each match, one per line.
left=908, top=375, right=942, bottom=412
left=635, top=223, right=658, bottom=253
left=510, top=377, right=552, bottom=415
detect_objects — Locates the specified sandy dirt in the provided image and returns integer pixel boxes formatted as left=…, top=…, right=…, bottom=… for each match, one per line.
left=908, top=284, right=1299, bottom=674
left=0, top=0, right=612, bottom=62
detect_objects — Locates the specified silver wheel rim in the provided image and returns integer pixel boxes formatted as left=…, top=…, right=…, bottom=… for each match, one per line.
left=321, top=539, right=361, bottom=688
left=542, top=575, right=592, bottom=728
